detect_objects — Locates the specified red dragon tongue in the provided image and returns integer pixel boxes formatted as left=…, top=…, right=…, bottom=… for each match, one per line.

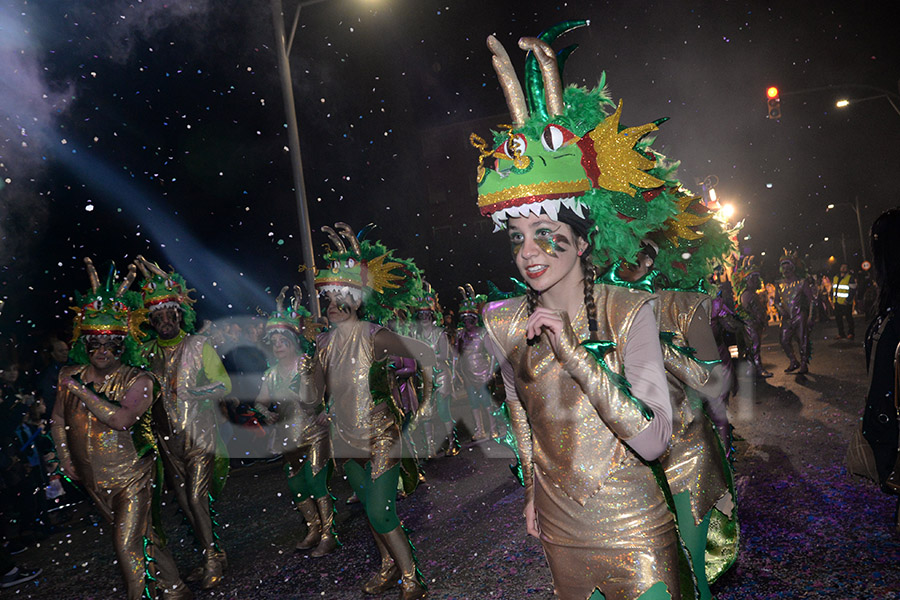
left=577, top=136, right=601, bottom=188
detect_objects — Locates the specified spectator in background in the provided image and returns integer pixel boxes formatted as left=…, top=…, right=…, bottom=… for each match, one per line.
left=861, top=207, right=900, bottom=528
left=36, top=338, right=69, bottom=417
left=832, top=263, right=858, bottom=339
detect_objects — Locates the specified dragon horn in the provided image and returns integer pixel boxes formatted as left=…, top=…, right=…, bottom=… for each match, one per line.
left=518, top=37, right=564, bottom=117
left=466, top=283, right=476, bottom=298
left=458, top=286, right=468, bottom=300
left=275, top=286, right=289, bottom=312
left=84, top=257, right=100, bottom=293
left=321, top=226, right=346, bottom=253
left=334, top=222, right=361, bottom=254
left=487, top=35, right=528, bottom=127
left=116, top=264, right=138, bottom=297
left=134, top=259, right=151, bottom=280
left=135, top=255, right=167, bottom=277
left=293, top=285, right=303, bottom=310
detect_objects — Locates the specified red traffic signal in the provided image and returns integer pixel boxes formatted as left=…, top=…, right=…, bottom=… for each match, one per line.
left=766, top=86, right=781, bottom=119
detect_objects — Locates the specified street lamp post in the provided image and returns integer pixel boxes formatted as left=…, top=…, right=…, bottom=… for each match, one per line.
left=271, top=0, right=329, bottom=318
left=826, top=196, right=867, bottom=264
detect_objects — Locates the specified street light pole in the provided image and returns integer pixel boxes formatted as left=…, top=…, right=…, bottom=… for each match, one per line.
left=271, top=0, right=327, bottom=318
left=826, top=197, right=867, bottom=264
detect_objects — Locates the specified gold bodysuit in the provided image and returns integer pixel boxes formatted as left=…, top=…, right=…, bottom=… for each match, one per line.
left=657, top=290, right=738, bottom=584
left=316, top=320, right=401, bottom=478
left=483, top=284, right=680, bottom=600
left=263, top=354, right=331, bottom=478
left=55, top=364, right=188, bottom=600
left=144, top=331, right=231, bottom=580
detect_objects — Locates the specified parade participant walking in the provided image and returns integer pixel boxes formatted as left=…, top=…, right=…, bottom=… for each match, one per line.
left=735, top=256, right=773, bottom=378
left=473, top=25, right=684, bottom=599
left=255, top=286, right=336, bottom=555
left=135, top=256, right=231, bottom=590
left=455, top=286, right=497, bottom=441
left=51, top=258, right=191, bottom=599
left=832, top=263, right=858, bottom=339
left=616, top=236, right=738, bottom=600
left=313, top=223, right=435, bottom=599
left=412, top=285, right=458, bottom=457
left=774, top=251, right=816, bottom=374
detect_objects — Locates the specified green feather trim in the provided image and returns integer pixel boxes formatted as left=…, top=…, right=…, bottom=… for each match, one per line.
left=659, top=331, right=722, bottom=366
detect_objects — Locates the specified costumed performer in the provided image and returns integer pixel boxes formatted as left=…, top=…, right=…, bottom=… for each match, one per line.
left=51, top=258, right=192, bottom=600
left=455, top=286, right=498, bottom=441
left=412, top=283, right=459, bottom=457
left=312, top=222, right=435, bottom=600
left=136, top=256, right=231, bottom=589
left=774, top=250, right=816, bottom=374
left=473, top=24, right=683, bottom=600
left=733, top=256, right=772, bottom=378
left=615, top=234, right=739, bottom=600
left=255, top=285, right=336, bottom=555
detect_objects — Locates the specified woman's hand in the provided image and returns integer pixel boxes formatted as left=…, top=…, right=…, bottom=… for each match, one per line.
left=524, top=308, right=566, bottom=354
left=523, top=499, right=540, bottom=538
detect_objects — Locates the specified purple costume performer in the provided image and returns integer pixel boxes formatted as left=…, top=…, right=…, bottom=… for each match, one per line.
left=774, top=251, right=816, bottom=374
left=455, top=286, right=498, bottom=440
left=734, top=256, right=772, bottom=378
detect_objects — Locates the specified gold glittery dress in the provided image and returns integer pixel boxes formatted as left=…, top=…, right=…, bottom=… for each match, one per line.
left=316, top=320, right=401, bottom=476
left=657, top=290, right=738, bottom=585
left=262, top=354, right=330, bottom=479
left=144, top=331, right=231, bottom=585
left=54, top=364, right=190, bottom=600
left=483, top=285, right=680, bottom=600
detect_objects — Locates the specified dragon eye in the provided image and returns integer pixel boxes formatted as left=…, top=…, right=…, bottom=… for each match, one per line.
left=497, top=134, right=527, bottom=160
left=112, top=301, right=126, bottom=312
left=87, top=299, right=103, bottom=311
left=331, top=260, right=341, bottom=272
left=346, top=258, right=357, bottom=269
left=144, top=281, right=157, bottom=293
left=541, top=124, right=576, bottom=151
left=165, top=278, right=176, bottom=290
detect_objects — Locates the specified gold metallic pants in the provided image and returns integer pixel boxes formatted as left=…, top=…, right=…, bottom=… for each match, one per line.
left=85, top=456, right=188, bottom=600
left=158, top=427, right=220, bottom=560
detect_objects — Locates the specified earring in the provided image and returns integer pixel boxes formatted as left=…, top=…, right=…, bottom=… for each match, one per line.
left=578, top=250, right=584, bottom=256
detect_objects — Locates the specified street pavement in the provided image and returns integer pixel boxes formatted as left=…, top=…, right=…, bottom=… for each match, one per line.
left=7, top=316, right=900, bottom=599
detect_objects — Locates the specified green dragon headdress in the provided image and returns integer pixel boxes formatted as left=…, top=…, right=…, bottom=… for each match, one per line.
left=264, top=285, right=315, bottom=355
left=473, top=21, right=730, bottom=275
left=134, top=255, right=197, bottom=334
left=313, top=222, right=424, bottom=325
left=68, top=257, right=147, bottom=367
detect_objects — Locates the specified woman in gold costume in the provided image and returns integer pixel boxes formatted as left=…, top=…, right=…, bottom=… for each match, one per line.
left=255, top=286, right=336, bottom=555
left=470, top=23, right=719, bottom=600
left=313, top=223, right=435, bottom=600
left=51, top=258, right=191, bottom=600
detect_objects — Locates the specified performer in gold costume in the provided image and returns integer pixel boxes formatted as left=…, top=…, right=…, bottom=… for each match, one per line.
left=255, top=286, right=335, bottom=555
left=135, top=257, right=231, bottom=590
left=51, top=258, right=191, bottom=600
left=313, top=223, right=435, bottom=600
left=616, top=238, right=739, bottom=600
left=411, top=284, right=458, bottom=457
left=467, top=21, right=739, bottom=599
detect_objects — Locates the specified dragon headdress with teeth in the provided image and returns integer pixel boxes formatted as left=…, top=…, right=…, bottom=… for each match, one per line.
left=313, top=222, right=424, bottom=325
left=68, top=257, right=148, bottom=367
left=134, top=255, right=198, bottom=336
left=473, top=21, right=730, bottom=280
left=264, top=285, right=315, bottom=355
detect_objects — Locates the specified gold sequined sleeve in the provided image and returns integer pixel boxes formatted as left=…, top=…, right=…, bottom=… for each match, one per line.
left=555, top=311, right=653, bottom=441
left=499, top=355, right=534, bottom=505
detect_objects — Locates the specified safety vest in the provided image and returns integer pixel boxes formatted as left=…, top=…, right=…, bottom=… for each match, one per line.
left=833, top=274, right=855, bottom=305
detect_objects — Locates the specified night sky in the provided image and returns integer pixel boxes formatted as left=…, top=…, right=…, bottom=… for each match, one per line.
left=2, top=0, right=899, bottom=347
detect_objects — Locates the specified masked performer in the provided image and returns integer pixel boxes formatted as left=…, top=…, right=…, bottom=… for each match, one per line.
left=472, top=24, right=694, bottom=600
left=734, top=256, right=772, bottom=378
left=136, top=256, right=231, bottom=589
left=455, top=286, right=498, bottom=440
left=255, top=286, right=335, bottom=555
left=412, top=284, right=458, bottom=457
left=616, top=235, right=739, bottom=600
left=51, top=258, right=191, bottom=600
left=774, top=251, right=816, bottom=374
left=313, top=223, right=435, bottom=599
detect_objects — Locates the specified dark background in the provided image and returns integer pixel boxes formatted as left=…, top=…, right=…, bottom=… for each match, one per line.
left=2, top=0, right=898, bottom=352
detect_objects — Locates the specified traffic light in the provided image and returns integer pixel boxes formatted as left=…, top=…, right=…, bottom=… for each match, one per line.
left=766, top=86, right=781, bottom=119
